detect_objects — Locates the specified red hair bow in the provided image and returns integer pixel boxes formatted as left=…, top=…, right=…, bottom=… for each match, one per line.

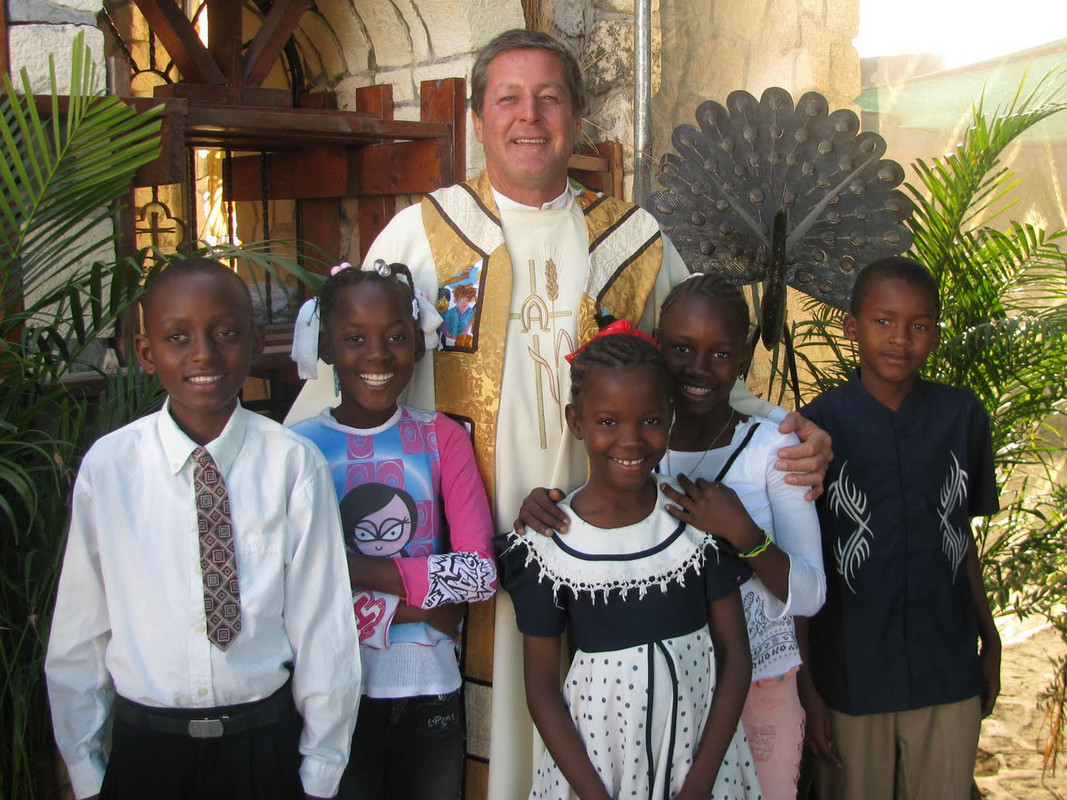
left=564, top=319, right=658, bottom=364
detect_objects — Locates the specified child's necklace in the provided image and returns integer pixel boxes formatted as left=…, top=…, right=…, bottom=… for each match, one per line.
left=667, top=409, right=737, bottom=479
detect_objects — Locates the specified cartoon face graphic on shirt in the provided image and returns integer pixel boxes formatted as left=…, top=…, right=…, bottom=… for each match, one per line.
left=339, top=483, right=418, bottom=558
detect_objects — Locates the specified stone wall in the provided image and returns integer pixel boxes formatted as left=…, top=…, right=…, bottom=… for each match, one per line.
left=7, top=0, right=104, bottom=92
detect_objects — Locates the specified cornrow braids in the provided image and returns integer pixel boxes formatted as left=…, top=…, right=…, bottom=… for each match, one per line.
left=659, top=272, right=751, bottom=336
left=318, top=262, right=420, bottom=329
left=569, top=332, right=670, bottom=404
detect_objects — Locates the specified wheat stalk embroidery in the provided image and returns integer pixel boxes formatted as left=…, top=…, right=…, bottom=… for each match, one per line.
left=939, top=452, right=970, bottom=583
left=827, top=462, right=873, bottom=594
left=545, top=258, right=559, bottom=302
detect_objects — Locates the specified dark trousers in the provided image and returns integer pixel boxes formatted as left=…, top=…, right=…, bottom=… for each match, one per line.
left=338, top=690, right=464, bottom=800
left=101, top=687, right=304, bottom=800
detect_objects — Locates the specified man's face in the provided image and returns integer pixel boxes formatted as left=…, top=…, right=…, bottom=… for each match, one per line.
left=472, top=48, right=582, bottom=207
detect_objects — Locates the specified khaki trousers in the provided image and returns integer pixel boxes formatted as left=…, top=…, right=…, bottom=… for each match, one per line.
left=817, top=696, right=981, bottom=800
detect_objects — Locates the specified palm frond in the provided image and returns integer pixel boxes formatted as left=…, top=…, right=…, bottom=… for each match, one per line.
left=0, top=32, right=162, bottom=305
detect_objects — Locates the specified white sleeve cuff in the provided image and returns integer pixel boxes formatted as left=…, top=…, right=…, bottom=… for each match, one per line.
left=300, top=755, right=347, bottom=798
left=65, top=756, right=106, bottom=800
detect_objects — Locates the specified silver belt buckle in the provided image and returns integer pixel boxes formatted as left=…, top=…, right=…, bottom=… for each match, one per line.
left=188, top=718, right=226, bottom=738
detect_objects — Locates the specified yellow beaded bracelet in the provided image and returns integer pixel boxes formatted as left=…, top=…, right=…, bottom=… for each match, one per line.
left=739, top=530, right=772, bottom=559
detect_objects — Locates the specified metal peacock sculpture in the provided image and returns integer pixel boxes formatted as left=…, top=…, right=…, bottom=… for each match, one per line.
left=648, top=87, right=914, bottom=351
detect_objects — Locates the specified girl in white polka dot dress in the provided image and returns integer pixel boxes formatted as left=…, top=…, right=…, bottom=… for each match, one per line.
left=497, top=326, right=762, bottom=800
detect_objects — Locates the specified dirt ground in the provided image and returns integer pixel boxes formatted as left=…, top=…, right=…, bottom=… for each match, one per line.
left=975, top=621, right=1067, bottom=799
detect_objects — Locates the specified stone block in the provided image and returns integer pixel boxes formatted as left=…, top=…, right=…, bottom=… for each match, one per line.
left=9, top=0, right=97, bottom=24
left=588, top=88, right=633, bottom=148
left=379, top=68, right=418, bottom=105
left=8, top=23, right=104, bottom=94
left=712, top=0, right=769, bottom=43
left=362, top=1, right=419, bottom=69
left=293, top=16, right=346, bottom=81
left=828, top=43, right=860, bottom=108
left=584, top=17, right=634, bottom=95
left=594, top=0, right=634, bottom=13
left=411, top=57, right=472, bottom=90
left=415, top=0, right=470, bottom=59
left=553, top=0, right=586, bottom=37
left=465, top=0, right=525, bottom=49
left=312, top=3, right=371, bottom=74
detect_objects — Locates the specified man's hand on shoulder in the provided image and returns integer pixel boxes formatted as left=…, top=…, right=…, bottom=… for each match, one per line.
left=514, top=488, right=568, bottom=536
left=775, top=411, right=833, bottom=501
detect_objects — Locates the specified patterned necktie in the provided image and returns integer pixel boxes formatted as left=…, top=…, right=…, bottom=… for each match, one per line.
left=193, top=446, right=241, bottom=650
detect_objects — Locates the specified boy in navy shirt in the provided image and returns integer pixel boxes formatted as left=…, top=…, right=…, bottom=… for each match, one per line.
left=46, top=259, right=361, bottom=800
left=798, top=256, right=1000, bottom=800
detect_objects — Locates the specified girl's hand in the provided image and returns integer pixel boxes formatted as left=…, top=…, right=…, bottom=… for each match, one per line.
left=425, top=602, right=468, bottom=636
left=514, top=487, right=569, bottom=536
left=662, top=475, right=764, bottom=553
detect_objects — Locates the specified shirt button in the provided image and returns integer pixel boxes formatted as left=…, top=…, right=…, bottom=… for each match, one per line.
left=197, top=688, right=208, bottom=698
left=195, top=624, right=206, bottom=634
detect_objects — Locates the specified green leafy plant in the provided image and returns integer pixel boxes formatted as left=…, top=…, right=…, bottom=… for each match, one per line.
left=784, top=71, right=1067, bottom=769
left=0, top=35, right=168, bottom=798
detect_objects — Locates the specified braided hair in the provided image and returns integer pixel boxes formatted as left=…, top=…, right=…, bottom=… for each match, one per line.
left=569, top=332, right=671, bottom=404
left=318, top=262, right=420, bottom=332
left=659, top=272, right=751, bottom=338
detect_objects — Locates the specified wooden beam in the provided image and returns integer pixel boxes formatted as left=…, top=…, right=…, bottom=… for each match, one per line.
left=351, top=139, right=448, bottom=195
left=208, top=0, right=243, bottom=101
left=228, top=139, right=448, bottom=200
left=244, top=0, right=313, bottom=89
left=179, top=105, right=452, bottom=149
left=355, top=84, right=393, bottom=120
left=229, top=149, right=348, bottom=200
left=299, top=199, right=340, bottom=273
left=419, top=78, right=466, bottom=185
left=133, top=113, right=187, bottom=187
left=133, top=0, right=225, bottom=85
left=567, top=142, right=624, bottom=199
left=153, top=83, right=292, bottom=108
left=355, top=85, right=395, bottom=258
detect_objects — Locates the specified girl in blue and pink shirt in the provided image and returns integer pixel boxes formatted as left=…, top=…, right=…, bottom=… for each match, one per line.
left=290, top=260, right=497, bottom=800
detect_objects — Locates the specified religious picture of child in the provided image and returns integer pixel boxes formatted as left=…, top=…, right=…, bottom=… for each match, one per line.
left=442, top=283, right=477, bottom=349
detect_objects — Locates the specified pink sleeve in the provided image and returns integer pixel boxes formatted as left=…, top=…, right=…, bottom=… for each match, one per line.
left=395, top=414, right=498, bottom=608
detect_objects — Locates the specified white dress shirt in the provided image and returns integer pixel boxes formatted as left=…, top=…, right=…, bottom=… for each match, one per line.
left=45, top=402, right=362, bottom=799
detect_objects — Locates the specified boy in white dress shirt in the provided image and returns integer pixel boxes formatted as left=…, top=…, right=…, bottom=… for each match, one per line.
left=45, top=259, right=361, bottom=800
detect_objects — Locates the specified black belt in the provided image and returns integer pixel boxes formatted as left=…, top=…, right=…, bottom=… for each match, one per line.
left=114, top=682, right=292, bottom=739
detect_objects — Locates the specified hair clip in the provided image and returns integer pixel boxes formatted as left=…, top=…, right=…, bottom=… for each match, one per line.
left=331, top=261, right=354, bottom=276
left=565, top=319, right=657, bottom=364
left=373, top=259, right=392, bottom=278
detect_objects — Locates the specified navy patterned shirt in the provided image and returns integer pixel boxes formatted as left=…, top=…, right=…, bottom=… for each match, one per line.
left=802, top=372, right=998, bottom=715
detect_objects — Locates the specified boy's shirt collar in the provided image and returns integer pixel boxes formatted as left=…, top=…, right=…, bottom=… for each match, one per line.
left=849, top=369, right=931, bottom=420
left=158, top=399, right=248, bottom=477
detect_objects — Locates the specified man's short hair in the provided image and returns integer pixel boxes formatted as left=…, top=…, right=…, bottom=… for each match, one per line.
left=470, top=29, right=586, bottom=118
left=850, top=256, right=941, bottom=319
